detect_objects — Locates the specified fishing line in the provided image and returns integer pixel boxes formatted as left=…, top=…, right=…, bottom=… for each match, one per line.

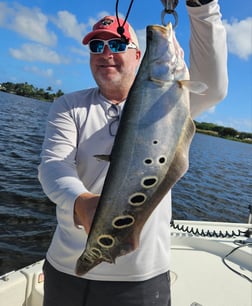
left=115, top=0, right=135, bottom=43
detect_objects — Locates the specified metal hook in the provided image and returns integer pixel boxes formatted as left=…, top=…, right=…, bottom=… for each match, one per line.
left=160, top=0, right=178, bottom=11
left=161, top=9, right=178, bottom=28
left=160, top=0, right=179, bottom=28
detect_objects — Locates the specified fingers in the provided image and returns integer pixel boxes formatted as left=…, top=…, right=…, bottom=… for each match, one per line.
left=74, top=193, right=100, bottom=234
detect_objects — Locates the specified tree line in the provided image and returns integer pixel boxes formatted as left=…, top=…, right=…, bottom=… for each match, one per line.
left=194, top=121, right=252, bottom=143
left=0, top=82, right=64, bottom=101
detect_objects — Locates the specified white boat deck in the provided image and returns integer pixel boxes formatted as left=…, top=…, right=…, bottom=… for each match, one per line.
left=0, top=220, right=251, bottom=306
left=170, top=221, right=252, bottom=306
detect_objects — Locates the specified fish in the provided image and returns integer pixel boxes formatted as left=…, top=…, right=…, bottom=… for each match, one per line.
left=75, top=22, right=207, bottom=275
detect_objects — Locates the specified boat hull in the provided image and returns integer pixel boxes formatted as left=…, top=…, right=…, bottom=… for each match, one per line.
left=1, top=221, right=251, bottom=306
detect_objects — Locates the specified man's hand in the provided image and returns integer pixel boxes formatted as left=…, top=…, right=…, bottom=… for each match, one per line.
left=74, top=193, right=100, bottom=234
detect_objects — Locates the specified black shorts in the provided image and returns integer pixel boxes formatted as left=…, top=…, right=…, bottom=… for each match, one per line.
left=43, top=260, right=171, bottom=306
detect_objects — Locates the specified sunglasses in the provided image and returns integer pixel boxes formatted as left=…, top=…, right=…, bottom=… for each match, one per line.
left=107, top=104, right=120, bottom=136
left=88, top=39, right=137, bottom=54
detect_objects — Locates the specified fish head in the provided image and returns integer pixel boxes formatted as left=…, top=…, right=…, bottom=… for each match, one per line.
left=146, top=23, right=189, bottom=82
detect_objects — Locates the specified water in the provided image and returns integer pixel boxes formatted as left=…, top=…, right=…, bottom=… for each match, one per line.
left=0, top=91, right=251, bottom=275
left=0, top=92, right=56, bottom=275
left=172, top=133, right=252, bottom=222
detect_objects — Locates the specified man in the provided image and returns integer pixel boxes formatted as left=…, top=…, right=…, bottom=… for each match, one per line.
left=38, top=1, right=228, bottom=305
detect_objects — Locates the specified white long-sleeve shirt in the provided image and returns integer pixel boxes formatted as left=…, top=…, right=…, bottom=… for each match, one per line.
left=38, top=0, right=228, bottom=281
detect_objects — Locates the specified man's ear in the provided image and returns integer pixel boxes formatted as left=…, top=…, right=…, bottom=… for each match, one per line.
left=136, top=49, right=141, bottom=60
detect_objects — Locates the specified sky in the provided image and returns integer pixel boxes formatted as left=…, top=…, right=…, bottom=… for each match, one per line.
left=0, top=0, right=251, bottom=132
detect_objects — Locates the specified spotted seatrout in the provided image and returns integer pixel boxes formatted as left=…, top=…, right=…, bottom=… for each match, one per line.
left=76, top=23, right=207, bottom=275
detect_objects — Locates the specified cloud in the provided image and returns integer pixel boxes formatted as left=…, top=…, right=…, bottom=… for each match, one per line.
left=24, top=66, right=54, bottom=77
left=136, top=28, right=147, bottom=54
left=223, top=17, right=252, bottom=60
left=23, top=65, right=63, bottom=88
left=86, top=11, right=111, bottom=29
left=70, top=46, right=88, bottom=56
left=215, top=118, right=252, bottom=133
left=195, top=113, right=252, bottom=133
left=0, top=4, right=112, bottom=49
left=0, top=3, right=12, bottom=24
left=205, top=106, right=216, bottom=114
left=52, top=10, right=87, bottom=42
left=227, top=118, right=252, bottom=133
left=9, top=43, right=69, bottom=64
left=0, top=2, right=57, bottom=46
left=195, top=108, right=215, bottom=123
left=54, top=79, right=62, bottom=87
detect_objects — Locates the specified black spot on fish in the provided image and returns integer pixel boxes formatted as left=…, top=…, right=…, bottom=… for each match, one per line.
left=97, top=235, right=115, bottom=248
left=142, top=177, right=158, bottom=188
left=112, top=215, right=135, bottom=229
left=129, top=193, right=147, bottom=206
left=144, top=158, right=153, bottom=165
left=158, top=156, right=166, bottom=164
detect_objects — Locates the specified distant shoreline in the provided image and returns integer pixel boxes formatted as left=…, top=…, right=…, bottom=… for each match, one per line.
left=1, top=85, right=251, bottom=145
left=196, top=129, right=252, bottom=144
left=0, top=82, right=63, bottom=102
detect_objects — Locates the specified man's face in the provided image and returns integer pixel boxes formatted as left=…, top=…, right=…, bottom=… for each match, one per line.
left=89, top=32, right=141, bottom=91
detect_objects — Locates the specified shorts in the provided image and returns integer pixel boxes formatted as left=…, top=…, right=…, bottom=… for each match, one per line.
left=43, top=259, right=171, bottom=306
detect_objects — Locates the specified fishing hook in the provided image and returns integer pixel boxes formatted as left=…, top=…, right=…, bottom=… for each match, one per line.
left=160, top=0, right=179, bottom=28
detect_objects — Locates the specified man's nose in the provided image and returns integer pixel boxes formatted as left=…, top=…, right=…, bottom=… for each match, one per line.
left=103, top=45, right=113, bottom=56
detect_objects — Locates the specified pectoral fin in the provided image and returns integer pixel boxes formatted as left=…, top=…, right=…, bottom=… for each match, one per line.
left=178, top=80, right=208, bottom=95
left=94, top=154, right=111, bottom=162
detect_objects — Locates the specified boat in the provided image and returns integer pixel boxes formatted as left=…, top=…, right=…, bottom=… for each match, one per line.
left=0, top=219, right=251, bottom=306
left=170, top=220, right=252, bottom=306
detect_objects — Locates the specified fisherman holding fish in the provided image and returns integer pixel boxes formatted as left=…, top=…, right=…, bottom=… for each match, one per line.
left=39, top=1, right=228, bottom=305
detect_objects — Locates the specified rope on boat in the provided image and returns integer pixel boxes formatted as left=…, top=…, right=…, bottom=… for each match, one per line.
left=223, top=241, right=252, bottom=283
left=171, top=220, right=252, bottom=283
left=170, top=220, right=250, bottom=238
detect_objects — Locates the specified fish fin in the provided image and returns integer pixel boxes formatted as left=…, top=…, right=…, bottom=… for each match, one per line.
left=178, top=80, right=208, bottom=95
left=94, top=154, right=111, bottom=162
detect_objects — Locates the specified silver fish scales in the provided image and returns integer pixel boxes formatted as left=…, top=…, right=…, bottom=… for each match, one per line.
left=75, top=23, right=207, bottom=275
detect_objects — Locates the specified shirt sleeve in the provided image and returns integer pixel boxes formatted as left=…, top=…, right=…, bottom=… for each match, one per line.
left=187, top=0, right=228, bottom=118
left=38, top=95, right=88, bottom=214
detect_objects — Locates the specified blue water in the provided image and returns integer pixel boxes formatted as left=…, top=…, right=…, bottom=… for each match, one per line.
left=0, top=91, right=251, bottom=275
left=172, top=133, right=252, bottom=222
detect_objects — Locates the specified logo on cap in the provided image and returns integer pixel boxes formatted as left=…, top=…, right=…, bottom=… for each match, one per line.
left=101, top=18, right=114, bottom=26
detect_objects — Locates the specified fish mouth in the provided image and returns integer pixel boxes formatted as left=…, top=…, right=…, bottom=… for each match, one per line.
left=146, top=23, right=173, bottom=45
left=148, top=22, right=172, bottom=34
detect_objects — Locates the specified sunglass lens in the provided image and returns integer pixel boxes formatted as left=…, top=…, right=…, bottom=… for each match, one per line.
left=89, top=40, right=104, bottom=53
left=108, top=40, right=127, bottom=52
